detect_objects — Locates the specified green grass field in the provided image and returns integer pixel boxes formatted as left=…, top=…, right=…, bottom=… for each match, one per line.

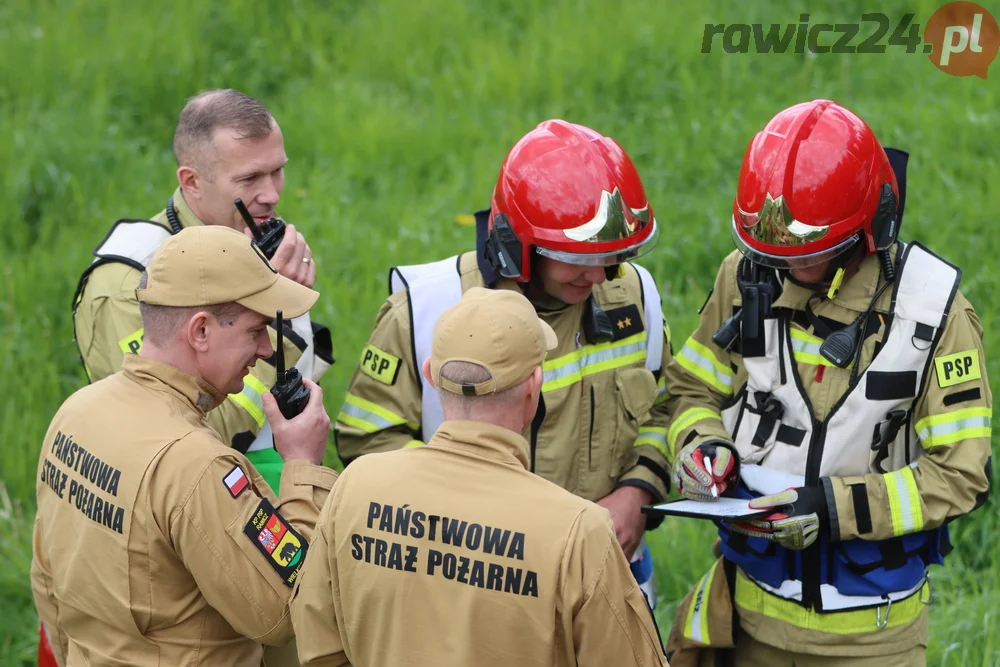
left=1, top=0, right=998, bottom=664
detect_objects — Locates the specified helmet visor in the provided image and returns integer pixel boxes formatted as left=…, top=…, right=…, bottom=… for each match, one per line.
left=731, top=217, right=859, bottom=269
left=536, top=220, right=660, bottom=266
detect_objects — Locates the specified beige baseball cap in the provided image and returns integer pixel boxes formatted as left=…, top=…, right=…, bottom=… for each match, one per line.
left=135, top=225, right=318, bottom=318
left=431, top=287, right=558, bottom=396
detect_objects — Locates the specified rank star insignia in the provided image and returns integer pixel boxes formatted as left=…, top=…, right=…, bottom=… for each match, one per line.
left=606, top=304, right=643, bottom=341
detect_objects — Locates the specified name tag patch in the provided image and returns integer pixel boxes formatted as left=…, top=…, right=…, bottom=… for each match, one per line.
left=244, top=499, right=307, bottom=587
left=360, top=344, right=401, bottom=385
left=935, top=349, right=981, bottom=388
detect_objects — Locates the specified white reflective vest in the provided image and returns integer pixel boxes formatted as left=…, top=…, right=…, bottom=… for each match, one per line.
left=720, top=242, right=961, bottom=609
left=87, top=220, right=322, bottom=455
left=388, top=255, right=665, bottom=441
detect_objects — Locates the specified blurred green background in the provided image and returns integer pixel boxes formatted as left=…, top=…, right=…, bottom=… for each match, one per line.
left=1, top=0, right=997, bottom=664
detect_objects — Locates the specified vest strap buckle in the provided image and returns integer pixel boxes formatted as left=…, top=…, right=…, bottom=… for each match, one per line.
left=876, top=596, right=893, bottom=629
left=920, top=575, right=933, bottom=605
left=870, top=408, right=909, bottom=452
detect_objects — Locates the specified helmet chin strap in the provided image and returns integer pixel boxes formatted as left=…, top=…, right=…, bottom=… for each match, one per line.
left=780, top=238, right=864, bottom=296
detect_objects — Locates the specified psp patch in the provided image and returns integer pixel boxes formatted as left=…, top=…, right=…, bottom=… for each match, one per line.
left=244, top=499, right=307, bottom=587
left=117, top=328, right=144, bottom=355
left=935, top=349, right=982, bottom=388
left=606, top=304, right=644, bottom=341
left=359, top=344, right=401, bottom=385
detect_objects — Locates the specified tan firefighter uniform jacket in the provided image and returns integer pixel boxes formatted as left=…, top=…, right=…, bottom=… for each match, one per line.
left=663, top=246, right=992, bottom=657
left=72, top=189, right=333, bottom=491
left=334, top=251, right=674, bottom=506
left=31, top=355, right=338, bottom=666
left=291, top=420, right=668, bottom=667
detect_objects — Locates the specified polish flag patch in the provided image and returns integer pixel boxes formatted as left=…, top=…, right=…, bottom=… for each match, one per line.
left=223, top=466, right=249, bottom=498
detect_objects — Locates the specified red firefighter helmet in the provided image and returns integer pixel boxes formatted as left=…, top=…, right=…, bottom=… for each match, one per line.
left=486, top=119, right=658, bottom=282
left=732, top=99, right=899, bottom=268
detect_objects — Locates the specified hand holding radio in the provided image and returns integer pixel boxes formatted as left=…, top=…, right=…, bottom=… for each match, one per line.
left=262, top=310, right=329, bottom=465
left=234, top=199, right=315, bottom=288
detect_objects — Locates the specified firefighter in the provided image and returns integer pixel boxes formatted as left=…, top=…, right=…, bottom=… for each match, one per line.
left=72, top=88, right=333, bottom=493
left=334, top=120, right=674, bottom=599
left=33, top=226, right=335, bottom=665
left=664, top=99, right=991, bottom=666
left=292, top=287, right=668, bottom=666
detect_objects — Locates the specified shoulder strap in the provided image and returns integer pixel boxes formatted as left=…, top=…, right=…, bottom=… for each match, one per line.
left=72, top=219, right=171, bottom=312
left=388, top=255, right=462, bottom=296
left=892, top=241, right=961, bottom=331
left=389, top=256, right=464, bottom=440
left=631, top=263, right=664, bottom=372
left=93, top=219, right=172, bottom=268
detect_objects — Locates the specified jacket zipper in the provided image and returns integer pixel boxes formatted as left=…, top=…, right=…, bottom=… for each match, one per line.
left=588, top=385, right=596, bottom=468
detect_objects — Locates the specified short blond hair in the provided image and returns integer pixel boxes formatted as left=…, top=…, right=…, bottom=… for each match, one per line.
left=436, top=360, right=525, bottom=418
left=137, top=272, right=248, bottom=345
left=173, top=89, right=274, bottom=178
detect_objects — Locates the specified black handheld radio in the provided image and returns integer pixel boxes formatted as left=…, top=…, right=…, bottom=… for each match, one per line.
left=271, top=310, right=311, bottom=419
left=234, top=198, right=286, bottom=259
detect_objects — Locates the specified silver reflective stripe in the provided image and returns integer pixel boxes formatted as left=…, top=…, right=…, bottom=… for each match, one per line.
left=791, top=337, right=822, bottom=357
left=340, top=402, right=396, bottom=431
left=639, top=430, right=667, bottom=447
left=543, top=339, right=646, bottom=387
left=917, top=415, right=991, bottom=441
left=886, top=468, right=919, bottom=534
left=678, top=343, right=733, bottom=389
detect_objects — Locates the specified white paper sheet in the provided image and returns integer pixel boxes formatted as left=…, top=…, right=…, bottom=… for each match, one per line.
left=646, top=497, right=768, bottom=519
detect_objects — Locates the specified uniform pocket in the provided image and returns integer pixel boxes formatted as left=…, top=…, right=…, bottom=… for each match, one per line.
left=610, top=368, right=657, bottom=477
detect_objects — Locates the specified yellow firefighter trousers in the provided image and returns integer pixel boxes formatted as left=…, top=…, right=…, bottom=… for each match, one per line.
left=731, top=630, right=925, bottom=667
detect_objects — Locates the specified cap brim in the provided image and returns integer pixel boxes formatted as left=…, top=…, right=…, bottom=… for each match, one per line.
left=539, top=320, right=558, bottom=351
left=237, top=274, right=319, bottom=319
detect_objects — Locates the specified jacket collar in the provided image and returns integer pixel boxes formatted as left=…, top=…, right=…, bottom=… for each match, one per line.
left=123, top=355, right=228, bottom=416
left=169, top=187, right=207, bottom=230
left=430, top=420, right=531, bottom=470
left=772, top=246, right=895, bottom=315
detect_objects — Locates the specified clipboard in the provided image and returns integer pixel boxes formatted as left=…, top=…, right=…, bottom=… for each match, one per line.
left=642, top=497, right=771, bottom=521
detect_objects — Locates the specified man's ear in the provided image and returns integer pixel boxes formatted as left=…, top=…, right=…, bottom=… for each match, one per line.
left=184, top=311, right=213, bottom=353
left=527, top=366, right=543, bottom=397
left=421, top=358, right=435, bottom=387
left=177, top=165, right=202, bottom=200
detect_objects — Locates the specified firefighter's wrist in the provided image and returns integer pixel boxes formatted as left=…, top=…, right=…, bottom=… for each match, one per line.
left=615, top=478, right=666, bottom=531
left=620, top=458, right=670, bottom=502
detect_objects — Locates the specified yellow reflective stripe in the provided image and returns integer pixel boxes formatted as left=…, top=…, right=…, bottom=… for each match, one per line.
left=915, top=407, right=992, bottom=447
left=635, top=426, right=669, bottom=458
left=734, top=570, right=927, bottom=634
left=789, top=327, right=839, bottom=368
left=654, top=376, right=669, bottom=405
left=228, top=374, right=268, bottom=428
left=542, top=332, right=647, bottom=392
left=676, top=337, right=733, bottom=395
left=117, top=327, right=144, bottom=355
left=667, top=407, right=722, bottom=457
left=789, top=327, right=822, bottom=344
left=884, top=466, right=924, bottom=536
left=683, top=560, right=720, bottom=644
left=336, top=394, right=418, bottom=434
left=403, top=440, right=424, bottom=448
